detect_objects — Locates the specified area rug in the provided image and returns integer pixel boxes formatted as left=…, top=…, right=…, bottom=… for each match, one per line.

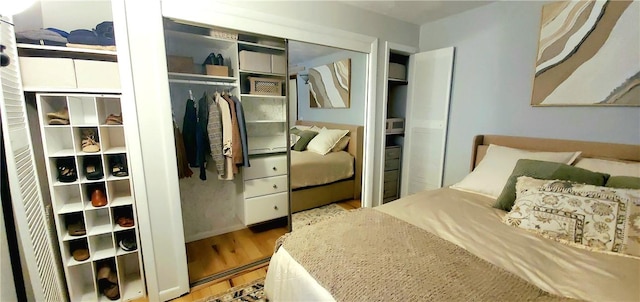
left=291, top=203, right=348, bottom=230
left=200, top=278, right=266, bottom=302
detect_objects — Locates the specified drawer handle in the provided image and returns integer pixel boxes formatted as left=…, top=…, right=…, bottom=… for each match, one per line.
left=272, top=184, right=278, bottom=189
left=272, top=167, right=277, bottom=171
left=274, top=205, right=278, bottom=210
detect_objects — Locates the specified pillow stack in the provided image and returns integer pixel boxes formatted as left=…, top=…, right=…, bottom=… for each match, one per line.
left=289, top=126, right=350, bottom=155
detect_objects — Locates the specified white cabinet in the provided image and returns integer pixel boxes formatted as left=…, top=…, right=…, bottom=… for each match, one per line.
left=239, top=154, right=289, bottom=225
left=37, top=93, right=144, bottom=302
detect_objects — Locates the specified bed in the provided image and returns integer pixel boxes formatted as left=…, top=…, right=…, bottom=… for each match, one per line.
left=266, top=134, right=640, bottom=301
left=290, top=121, right=364, bottom=213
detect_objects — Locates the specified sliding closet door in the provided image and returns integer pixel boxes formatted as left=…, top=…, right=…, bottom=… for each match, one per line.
left=400, top=47, right=455, bottom=196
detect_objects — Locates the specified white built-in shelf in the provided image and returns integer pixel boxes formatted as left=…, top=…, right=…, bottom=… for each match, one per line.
left=248, top=135, right=287, bottom=155
left=240, top=94, right=286, bottom=99
left=239, top=70, right=286, bottom=77
left=23, top=87, right=121, bottom=94
left=103, top=146, right=127, bottom=154
left=238, top=40, right=285, bottom=52
left=110, top=195, right=134, bottom=207
left=388, top=78, right=408, bottom=85
left=164, top=30, right=236, bottom=47
left=50, top=149, right=76, bottom=157
left=168, top=72, right=237, bottom=83
left=17, top=43, right=117, bottom=57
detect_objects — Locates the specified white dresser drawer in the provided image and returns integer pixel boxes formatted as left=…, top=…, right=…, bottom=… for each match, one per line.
left=244, top=192, right=288, bottom=225
left=385, top=146, right=401, bottom=160
left=384, top=159, right=400, bottom=171
left=243, top=154, right=287, bottom=180
left=244, top=175, right=288, bottom=198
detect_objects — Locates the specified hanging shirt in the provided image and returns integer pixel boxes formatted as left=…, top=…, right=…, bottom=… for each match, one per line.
left=207, top=94, right=224, bottom=176
left=217, top=94, right=234, bottom=180
left=230, top=95, right=250, bottom=167
left=182, top=99, right=197, bottom=167
left=195, top=92, right=210, bottom=180
left=223, top=94, right=242, bottom=174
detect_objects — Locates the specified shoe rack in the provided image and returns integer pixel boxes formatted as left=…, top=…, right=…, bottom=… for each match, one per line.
left=36, top=93, right=144, bottom=301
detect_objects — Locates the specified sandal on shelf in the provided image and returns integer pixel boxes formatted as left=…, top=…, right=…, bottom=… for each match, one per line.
left=81, top=129, right=100, bottom=153
left=71, top=241, right=89, bottom=261
left=56, top=158, right=77, bottom=183
left=105, top=113, right=122, bottom=125
left=119, top=236, right=137, bottom=252
left=83, top=156, right=103, bottom=180
left=109, top=155, right=128, bottom=177
left=117, top=216, right=134, bottom=228
left=47, top=107, right=69, bottom=125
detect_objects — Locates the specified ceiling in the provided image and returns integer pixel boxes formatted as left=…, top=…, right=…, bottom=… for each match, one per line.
left=288, top=1, right=493, bottom=69
left=342, top=0, right=493, bottom=25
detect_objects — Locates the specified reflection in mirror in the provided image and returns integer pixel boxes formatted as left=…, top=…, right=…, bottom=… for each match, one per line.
left=287, top=41, right=366, bottom=230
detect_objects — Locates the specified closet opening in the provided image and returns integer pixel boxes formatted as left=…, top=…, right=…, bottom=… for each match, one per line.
left=162, top=19, right=289, bottom=285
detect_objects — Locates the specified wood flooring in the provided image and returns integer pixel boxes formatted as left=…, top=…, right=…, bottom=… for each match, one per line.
left=135, top=199, right=361, bottom=302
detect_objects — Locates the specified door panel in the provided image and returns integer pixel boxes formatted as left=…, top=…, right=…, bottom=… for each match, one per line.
left=401, top=47, right=455, bottom=196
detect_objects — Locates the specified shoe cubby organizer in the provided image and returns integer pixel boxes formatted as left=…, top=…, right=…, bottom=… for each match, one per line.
left=37, top=93, right=144, bottom=301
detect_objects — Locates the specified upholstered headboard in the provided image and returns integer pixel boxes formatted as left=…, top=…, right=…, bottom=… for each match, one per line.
left=470, top=135, right=640, bottom=171
left=295, top=120, right=364, bottom=198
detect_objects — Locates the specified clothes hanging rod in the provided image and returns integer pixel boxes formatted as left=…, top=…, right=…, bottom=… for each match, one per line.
left=168, top=79, right=236, bottom=86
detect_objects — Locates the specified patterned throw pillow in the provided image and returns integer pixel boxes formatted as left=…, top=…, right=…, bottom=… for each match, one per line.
left=503, top=176, right=640, bottom=257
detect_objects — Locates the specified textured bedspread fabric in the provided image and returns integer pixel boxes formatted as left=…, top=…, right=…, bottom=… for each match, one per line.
left=377, top=188, right=640, bottom=301
left=265, top=188, right=640, bottom=302
left=290, top=150, right=354, bottom=189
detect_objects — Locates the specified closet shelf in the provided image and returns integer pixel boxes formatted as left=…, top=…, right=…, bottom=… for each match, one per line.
left=239, top=70, right=286, bottom=77
left=17, top=43, right=117, bottom=61
left=168, top=72, right=237, bottom=83
left=240, top=94, right=286, bottom=99
left=246, top=120, right=286, bottom=124
left=238, top=40, right=285, bottom=52
left=164, top=30, right=237, bottom=48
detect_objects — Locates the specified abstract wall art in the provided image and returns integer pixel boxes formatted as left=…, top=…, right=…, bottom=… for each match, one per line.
left=531, top=0, right=639, bottom=106
left=308, top=58, right=351, bottom=108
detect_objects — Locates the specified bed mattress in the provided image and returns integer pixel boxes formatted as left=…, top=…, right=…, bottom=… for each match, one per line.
left=290, top=150, right=354, bottom=189
left=265, top=188, right=640, bottom=301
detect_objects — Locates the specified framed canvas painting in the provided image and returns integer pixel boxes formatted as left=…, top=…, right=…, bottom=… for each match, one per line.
left=308, top=59, right=351, bottom=108
left=531, top=0, right=639, bottom=106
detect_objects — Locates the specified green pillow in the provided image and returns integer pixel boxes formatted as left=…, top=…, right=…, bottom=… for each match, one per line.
left=605, top=176, right=640, bottom=189
left=292, top=130, right=318, bottom=151
left=493, top=159, right=610, bottom=211
left=290, top=127, right=302, bottom=135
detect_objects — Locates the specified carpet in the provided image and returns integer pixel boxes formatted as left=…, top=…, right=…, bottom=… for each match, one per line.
left=201, top=278, right=266, bottom=302
left=291, top=203, right=348, bottom=230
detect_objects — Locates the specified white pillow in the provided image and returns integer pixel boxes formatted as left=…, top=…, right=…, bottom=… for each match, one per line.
left=306, top=127, right=349, bottom=155
left=331, top=136, right=350, bottom=152
left=450, top=144, right=581, bottom=198
left=573, top=157, right=640, bottom=177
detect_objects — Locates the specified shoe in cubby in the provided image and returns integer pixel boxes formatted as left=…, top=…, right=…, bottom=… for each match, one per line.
left=64, top=213, right=86, bottom=237
left=69, top=239, right=90, bottom=262
left=85, top=183, right=108, bottom=208
left=113, top=206, right=135, bottom=229
left=40, top=95, right=69, bottom=125
left=96, top=96, right=123, bottom=126
left=56, top=157, right=78, bottom=183
left=116, top=230, right=137, bottom=253
left=81, top=155, right=104, bottom=181
left=108, top=154, right=128, bottom=178
left=79, top=128, right=101, bottom=153
left=96, top=260, right=120, bottom=301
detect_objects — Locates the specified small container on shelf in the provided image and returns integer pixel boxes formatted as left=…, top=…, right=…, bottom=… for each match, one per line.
left=239, top=50, right=271, bottom=73
left=248, top=77, right=282, bottom=96
left=167, top=55, right=194, bottom=73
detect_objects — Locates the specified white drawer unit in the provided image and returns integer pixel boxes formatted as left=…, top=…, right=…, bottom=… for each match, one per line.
left=242, top=192, right=289, bottom=225
left=383, top=146, right=402, bottom=203
left=243, top=154, right=287, bottom=180
left=239, top=154, right=289, bottom=225
left=244, top=175, right=288, bottom=198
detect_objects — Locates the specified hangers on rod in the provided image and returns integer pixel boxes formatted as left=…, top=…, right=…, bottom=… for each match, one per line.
left=188, top=89, right=194, bottom=100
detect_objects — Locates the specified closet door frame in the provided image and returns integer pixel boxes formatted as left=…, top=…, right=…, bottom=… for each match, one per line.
left=114, top=1, right=379, bottom=301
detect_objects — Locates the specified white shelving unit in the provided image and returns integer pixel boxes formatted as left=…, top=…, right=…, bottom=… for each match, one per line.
left=36, top=93, right=144, bottom=302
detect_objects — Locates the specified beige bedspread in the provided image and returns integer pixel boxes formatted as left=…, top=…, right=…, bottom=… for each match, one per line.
left=276, top=188, right=640, bottom=301
left=290, top=150, right=354, bottom=189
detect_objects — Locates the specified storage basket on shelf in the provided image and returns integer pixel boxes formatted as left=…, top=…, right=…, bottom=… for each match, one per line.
left=248, top=77, right=282, bottom=96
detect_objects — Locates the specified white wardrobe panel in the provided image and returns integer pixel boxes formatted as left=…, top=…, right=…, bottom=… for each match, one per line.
left=401, top=47, right=455, bottom=196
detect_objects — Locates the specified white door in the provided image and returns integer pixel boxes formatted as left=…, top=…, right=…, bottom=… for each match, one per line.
left=400, top=47, right=455, bottom=196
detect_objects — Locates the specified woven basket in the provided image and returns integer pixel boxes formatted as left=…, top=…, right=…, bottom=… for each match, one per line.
left=248, top=77, right=282, bottom=96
